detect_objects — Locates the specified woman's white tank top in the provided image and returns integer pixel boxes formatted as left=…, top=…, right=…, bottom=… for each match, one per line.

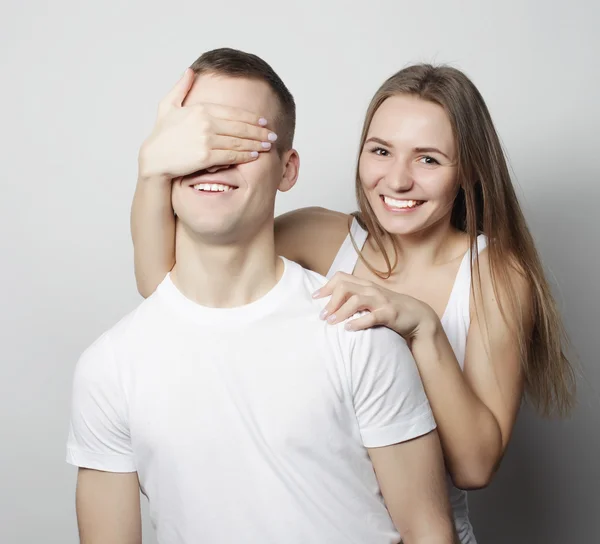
left=326, top=217, right=488, bottom=544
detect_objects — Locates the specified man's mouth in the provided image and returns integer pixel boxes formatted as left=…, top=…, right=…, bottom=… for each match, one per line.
left=381, top=195, right=425, bottom=210
left=192, top=183, right=236, bottom=193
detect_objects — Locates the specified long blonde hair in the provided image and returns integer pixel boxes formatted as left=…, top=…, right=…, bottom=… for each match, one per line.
left=354, top=64, right=575, bottom=416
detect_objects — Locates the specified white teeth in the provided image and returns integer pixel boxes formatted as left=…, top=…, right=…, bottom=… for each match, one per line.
left=383, top=196, right=422, bottom=209
left=192, top=183, right=233, bottom=192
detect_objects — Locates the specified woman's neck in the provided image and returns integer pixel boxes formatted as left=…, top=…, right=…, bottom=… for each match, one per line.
left=377, top=220, right=468, bottom=273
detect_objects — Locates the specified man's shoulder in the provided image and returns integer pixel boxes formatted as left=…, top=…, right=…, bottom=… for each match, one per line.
left=283, top=259, right=410, bottom=351
left=283, top=257, right=329, bottom=308
left=356, top=321, right=409, bottom=347
left=336, top=317, right=412, bottom=370
left=78, top=291, right=166, bottom=365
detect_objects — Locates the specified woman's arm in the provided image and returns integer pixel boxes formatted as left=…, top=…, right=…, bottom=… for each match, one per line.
left=131, top=176, right=176, bottom=297
left=315, top=253, right=530, bottom=490
left=403, top=254, right=528, bottom=489
left=275, top=207, right=349, bottom=275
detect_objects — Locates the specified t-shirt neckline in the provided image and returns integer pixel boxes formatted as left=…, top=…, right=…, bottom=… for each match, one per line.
left=156, top=257, right=296, bottom=326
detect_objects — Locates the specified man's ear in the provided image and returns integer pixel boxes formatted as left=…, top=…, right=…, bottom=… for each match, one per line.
left=277, top=149, right=300, bottom=193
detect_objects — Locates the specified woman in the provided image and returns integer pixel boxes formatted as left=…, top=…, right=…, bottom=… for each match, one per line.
left=131, top=64, right=575, bottom=543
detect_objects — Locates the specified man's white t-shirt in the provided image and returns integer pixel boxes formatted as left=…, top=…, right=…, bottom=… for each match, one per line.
left=66, top=258, right=436, bottom=544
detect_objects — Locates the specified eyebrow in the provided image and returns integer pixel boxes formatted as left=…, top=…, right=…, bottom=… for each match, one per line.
left=365, top=137, right=392, bottom=147
left=414, top=147, right=451, bottom=160
left=365, top=137, right=451, bottom=161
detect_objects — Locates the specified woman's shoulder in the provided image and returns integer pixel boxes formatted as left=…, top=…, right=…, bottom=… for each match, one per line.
left=275, top=207, right=352, bottom=275
left=470, top=238, right=532, bottom=324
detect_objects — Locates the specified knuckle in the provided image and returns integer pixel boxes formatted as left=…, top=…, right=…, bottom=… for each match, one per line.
left=334, top=293, right=346, bottom=307
left=348, top=294, right=361, bottom=306
left=199, top=119, right=212, bottom=134
left=334, top=287, right=347, bottom=301
left=383, top=306, right=396, bottom=319
left=238, top=123, right=251, bottom=137
left=366, top=286, right=378, bottom=297
left=197, top=149, right=209, bottom=162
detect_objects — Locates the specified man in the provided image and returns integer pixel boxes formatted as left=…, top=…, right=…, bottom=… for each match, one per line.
left=67, top=48, right=456, bottom=544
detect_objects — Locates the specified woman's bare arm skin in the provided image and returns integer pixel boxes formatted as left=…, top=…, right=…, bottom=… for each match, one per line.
left=131, top=179, right=176, bottom=297
left=274, top=207, right=349, bottom=275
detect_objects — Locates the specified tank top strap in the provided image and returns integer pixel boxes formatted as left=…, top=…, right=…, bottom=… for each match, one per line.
left=326, top=217, right=368, bottom=279
left=443, top=234, right=489, bottom=322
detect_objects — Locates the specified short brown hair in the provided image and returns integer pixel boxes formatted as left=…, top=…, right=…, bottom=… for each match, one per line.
left=190, top=48, right=296, bottom=151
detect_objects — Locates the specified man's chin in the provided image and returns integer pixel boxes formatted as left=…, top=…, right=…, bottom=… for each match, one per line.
left=176, top=216, right=239, bottom=242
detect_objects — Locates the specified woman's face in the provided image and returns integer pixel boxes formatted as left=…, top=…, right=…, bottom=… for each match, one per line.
left=359, top=94, right=459, bottom=237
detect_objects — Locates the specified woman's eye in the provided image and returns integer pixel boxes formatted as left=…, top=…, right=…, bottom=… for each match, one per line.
left=371, top=147, right=390, bottom=157
left=418, top=156, right=439, bottom=165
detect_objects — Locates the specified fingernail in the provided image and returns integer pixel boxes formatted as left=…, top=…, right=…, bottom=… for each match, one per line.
left=345, top=322, right=354, bottom=331
left=319, top=309, right=328, bottom=320
left=258, top=118, right=268, bottom=126
left=261, top=142, right=271, bottom=149
left=327, top=314, right=337, bottom=324
left=312, top=289, right=321, bottom=298
left=250, top=151, right=259, bottom=158
left=268, top=132, right=278, bottom=142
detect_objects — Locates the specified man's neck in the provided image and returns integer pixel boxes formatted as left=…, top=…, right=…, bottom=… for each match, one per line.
left=170, top=222, right=282, bottom=308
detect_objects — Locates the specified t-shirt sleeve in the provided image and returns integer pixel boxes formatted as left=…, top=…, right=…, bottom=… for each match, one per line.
left=66, top=333, right=136, bottom=472
left=345, top=324, right=436, bottom=448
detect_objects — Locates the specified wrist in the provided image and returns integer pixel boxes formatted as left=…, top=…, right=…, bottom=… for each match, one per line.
left=137, top=140, right=172, bottom=185
left=412, top=309, right=444, bottom=342
left=137, top=170, right=172, bottom=187
left=134, top=168, right=173, bottom=209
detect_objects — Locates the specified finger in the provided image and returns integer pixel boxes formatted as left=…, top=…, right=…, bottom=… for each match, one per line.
left=313, top=272, right=364, bottom=299
left=327, top=295, right=375, bottom=325
left=212, top=118, right=278, bottom=144
left=209, top=134, right=274, bottom=153
left=345, top=306, right=395, bottom=331
left=201, top=149, right=260, bottom=169
left=320, top=284, right=358, bottom=320
left=201, top=103, right=270, bottom=127
left=344, top=310, right=381, bottom=331
left=313, top=280, right=335, bottom=299
left=159, top=68, right=195, bottom=112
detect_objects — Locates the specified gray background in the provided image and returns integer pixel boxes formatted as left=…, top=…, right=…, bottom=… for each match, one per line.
left=1, top=1, right=598, bottom=542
